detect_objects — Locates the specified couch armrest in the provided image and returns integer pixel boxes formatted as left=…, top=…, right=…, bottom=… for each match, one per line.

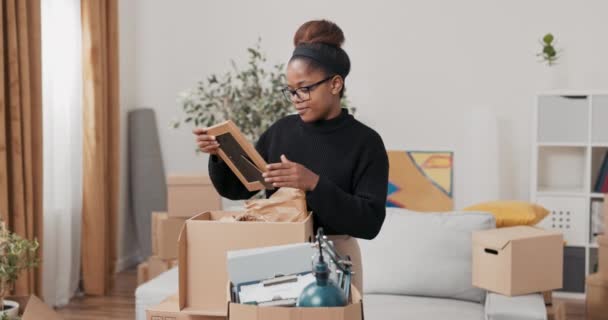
left=484, top=292, right=547, bottom=320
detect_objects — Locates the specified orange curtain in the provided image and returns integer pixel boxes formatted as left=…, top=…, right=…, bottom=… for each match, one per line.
left=81, top=0, right=120, bottom=295
left=0, top=0, right=43, bottom=297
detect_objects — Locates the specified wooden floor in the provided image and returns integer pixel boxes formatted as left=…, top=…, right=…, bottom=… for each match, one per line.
left=55, top=268, right=589, bottom=320
left=56, top=268, right=137, bottom=320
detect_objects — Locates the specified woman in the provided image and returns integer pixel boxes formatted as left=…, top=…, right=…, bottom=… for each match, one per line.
left=193, top=19, right=389, bottom=292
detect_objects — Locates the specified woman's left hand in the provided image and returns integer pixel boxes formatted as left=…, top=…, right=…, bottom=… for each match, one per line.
left=263, top=155, right=319, bottom=191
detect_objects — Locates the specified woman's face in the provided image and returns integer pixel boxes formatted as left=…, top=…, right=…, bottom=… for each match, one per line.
left=285, top=59, right=343, bottom=122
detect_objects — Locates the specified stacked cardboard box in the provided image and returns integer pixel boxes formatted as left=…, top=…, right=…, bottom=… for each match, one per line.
left=584, top=194, right=608, bottom=320
left=472, top=226, right=564, bottom=320
left=586, top=272, right=608, bottom=320
left=167, top=175, right=222, bottom=218
left=137, top=175, right=222, bottom=285
left=137, top=256, right=178, bottom=286
left=472, top=226, right=564, bottom=296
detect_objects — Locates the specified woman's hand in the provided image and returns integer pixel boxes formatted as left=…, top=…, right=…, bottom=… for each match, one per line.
left=193, top=128, right=220, bottom=155
left=263, top=155, right=320, bottom=191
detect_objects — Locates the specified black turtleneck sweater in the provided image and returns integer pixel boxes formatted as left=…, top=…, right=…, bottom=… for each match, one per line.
left=208, top=108, right=389, bottom=240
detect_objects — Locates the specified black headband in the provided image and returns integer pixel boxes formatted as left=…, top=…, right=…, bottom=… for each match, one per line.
left=291, top=44, right=350, bottom=78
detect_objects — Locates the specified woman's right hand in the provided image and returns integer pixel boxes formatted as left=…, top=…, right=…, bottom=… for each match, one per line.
left=193, top=128, right=221, bottom=155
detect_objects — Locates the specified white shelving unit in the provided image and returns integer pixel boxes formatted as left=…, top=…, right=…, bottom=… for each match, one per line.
left=531, top=91, right=608, bottom=299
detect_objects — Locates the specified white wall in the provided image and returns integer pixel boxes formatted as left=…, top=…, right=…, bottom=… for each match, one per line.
left=116, top=0, right=141, bottom=270
left=117, top=0, right=608, bottom=265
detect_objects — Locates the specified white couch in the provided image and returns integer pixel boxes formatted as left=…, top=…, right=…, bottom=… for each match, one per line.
left=135, top=208, right=548, bottom=320
left=359, top=208, right=547, bottom=320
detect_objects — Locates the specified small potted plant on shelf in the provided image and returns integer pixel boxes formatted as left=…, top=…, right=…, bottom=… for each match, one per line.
left=537, top=33, right=560, bottom=66
left=0, top=221, right=39, bottom=320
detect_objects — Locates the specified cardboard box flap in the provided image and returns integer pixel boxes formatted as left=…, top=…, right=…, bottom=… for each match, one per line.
left=473, top=226, right=559, bottom=250
left=178, top=222, right=189, bottom=310
left=21, top=295, right=64, bottom=320
left=167, top=175, right=212, bottom=185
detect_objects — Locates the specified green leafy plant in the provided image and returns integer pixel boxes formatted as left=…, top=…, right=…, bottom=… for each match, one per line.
left=537, top=33, right=560, bottom=66
left=174, top=38, right=355, bottom=146
left=0, top=313, right=18, bottom=320
left=0, top=222, right=39, bottom=315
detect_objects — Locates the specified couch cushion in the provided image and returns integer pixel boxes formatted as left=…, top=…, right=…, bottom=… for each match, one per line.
left=363, top=293, right=484, bottom=320
left=358, top=208, right=495, bottom=303
left=485, top=292, right=547, bottom=320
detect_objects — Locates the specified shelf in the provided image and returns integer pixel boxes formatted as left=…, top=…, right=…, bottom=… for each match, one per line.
left=592, top=143, right=608, bottom=147
left=537, top=95, right=589, bottom=143
left=536, top=190, right=587, bottom=197
left=592, top=95, right=608, bottom=143
left=538, top=90, right=608, bottom=96
left=537, top=146, right=587, bottom=193
left=591, top=193, right=605, bottom=198
left=537, top=142, right=588, bottom=147
left=591, top=146, right=608, bottom=193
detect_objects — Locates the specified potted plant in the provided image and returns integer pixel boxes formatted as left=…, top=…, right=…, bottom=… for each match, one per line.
left=537, top=33, right=560, bottom=66
left=0, top=222, right=39, bottom=320
left=536, top=33, right=568, bottom=88
left=173, top=38, right=356, bottom=145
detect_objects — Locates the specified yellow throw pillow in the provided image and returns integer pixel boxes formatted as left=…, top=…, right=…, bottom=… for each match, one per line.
left=462, top=201, right=549, bottom=228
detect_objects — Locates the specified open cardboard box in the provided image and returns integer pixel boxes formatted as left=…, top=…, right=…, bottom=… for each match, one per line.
left=472, top=226, right=563, bottom=296
left=586, top=273, right=608, bottom=319
left=226, top=283, right=363, bottom=320
left=5, top=295, right=63, bottom=319
left=178, top=211, right=314, bottom=316
left=147, top=295, right=225, bottom=320
left=152, top=211, right=188, bottom=259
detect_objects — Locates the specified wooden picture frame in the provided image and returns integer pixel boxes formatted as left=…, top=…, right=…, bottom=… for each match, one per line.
left=206, top=120, right=274, bottom=192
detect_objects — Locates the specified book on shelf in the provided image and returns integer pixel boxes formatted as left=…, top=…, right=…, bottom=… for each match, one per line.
left=590, top=200, right=604, bottom=243
left=594, top=151, right=608, bottom=193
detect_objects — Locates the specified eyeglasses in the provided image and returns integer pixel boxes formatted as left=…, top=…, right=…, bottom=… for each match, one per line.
left=281, top=76, right=334, bottom=102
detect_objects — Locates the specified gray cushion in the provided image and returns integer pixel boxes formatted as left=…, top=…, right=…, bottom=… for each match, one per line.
left=363, top=293, right=484, bottom=320
left=358, top=208, right=496, bottom=303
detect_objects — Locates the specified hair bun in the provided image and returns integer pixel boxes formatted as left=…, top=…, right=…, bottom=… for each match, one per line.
left=293, top=19, right=345, bottom=48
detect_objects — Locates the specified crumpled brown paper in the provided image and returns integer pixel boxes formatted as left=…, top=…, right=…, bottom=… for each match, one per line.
left=218, top=187, right=309, bottom=222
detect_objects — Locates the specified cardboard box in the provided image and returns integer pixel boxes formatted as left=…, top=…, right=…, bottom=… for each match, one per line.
left=604, top=193, right=607, bottom=231
left=599, top=235, right=608, bottom=280
left=227, top=284, right=363, bottom=320
left=148, top=255, right=178, bottom=280
left=138, top=262, right=149, bottom=285
left=472, top=226, right=563, bottom=296
left=147, top=295, right=225, bottom=320
left=586, top=273, right=608, bottom=320
left=205, top=121, right=273, bottom=192
left=167, top=175, right=222, bottom=218
left=5, top=295, right=63, bottom=319
left=153, top=212, right=188, bottom=259
left=178, top=211, right=313, bottom=316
